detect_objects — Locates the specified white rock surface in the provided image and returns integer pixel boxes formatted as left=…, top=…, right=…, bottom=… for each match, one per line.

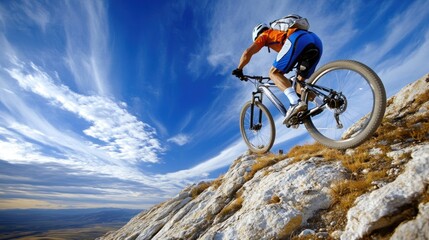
left=153, top=155, right=257, bottom=239
left=384, top=74, right=428, bottom=119
left=341, top=145, right=429, bottom=240
left=200, top=158, right=346, bottom=240
left=390, top=202, right=429, bottom=239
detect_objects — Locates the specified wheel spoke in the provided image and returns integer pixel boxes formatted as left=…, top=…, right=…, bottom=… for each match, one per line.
left=304, top=61, right=386, bottom=149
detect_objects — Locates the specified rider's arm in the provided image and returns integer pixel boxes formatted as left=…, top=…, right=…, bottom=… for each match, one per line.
left=237, top=42, right=263, bottom=70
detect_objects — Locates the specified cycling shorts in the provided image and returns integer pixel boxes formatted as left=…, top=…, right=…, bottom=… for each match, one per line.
left=273, top=30, right=323, bottom=78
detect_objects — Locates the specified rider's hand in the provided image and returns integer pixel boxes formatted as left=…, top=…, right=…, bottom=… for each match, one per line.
left=232, top=68, right=245, bottom=80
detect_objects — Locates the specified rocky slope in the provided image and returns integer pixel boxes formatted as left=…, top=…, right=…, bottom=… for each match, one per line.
left=99, top=74, right=429, bottom=240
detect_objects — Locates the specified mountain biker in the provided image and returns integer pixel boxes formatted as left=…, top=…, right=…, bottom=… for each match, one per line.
left=232, top=21, right=323, bottom=125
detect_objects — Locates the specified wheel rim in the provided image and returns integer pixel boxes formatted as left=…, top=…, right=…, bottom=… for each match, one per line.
left=241, top=103, right=274, bottom=153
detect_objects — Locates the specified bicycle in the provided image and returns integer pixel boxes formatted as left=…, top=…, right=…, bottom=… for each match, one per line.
left=238, top=60, right=386, bottom=154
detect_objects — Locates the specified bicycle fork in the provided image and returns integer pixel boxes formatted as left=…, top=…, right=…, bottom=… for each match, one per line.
left=249, top=92, right=263, bottom=130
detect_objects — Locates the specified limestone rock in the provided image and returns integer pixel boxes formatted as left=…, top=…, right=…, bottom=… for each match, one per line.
left=384, top=74, right=429, bottom=120
left=390, top=202, right=429, bottom=239
left=200, top=158, right=346, bottom=240
left=341, top=145, right=429, bottom=240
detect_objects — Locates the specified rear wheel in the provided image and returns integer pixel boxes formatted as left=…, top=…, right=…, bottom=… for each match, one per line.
left=303, top=60, right=386, bottom=149
left=240, top=101, right=275, bottom=154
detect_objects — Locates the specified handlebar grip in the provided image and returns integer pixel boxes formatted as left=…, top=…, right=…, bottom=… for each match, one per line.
left=242, top=75, right=270, bottom=81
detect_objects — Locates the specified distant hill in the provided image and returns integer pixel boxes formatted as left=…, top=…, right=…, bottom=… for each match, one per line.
left=0, top=208, right=141, bottom=240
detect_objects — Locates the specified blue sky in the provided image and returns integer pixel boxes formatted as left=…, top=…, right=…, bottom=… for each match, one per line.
left=0, top=0, right=428, bottom=210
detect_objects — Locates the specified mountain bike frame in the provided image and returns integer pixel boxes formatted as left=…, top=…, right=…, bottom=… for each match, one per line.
left=245, top=74, right=345, bottom=128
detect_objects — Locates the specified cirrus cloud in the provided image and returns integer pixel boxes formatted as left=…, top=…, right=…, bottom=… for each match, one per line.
left=7, top=61, right=164, bottom=164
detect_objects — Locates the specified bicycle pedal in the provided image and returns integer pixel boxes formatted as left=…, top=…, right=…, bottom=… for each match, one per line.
left=297, top=111, right=305, bottom=118
left=286, top=116, right=299, bottom=127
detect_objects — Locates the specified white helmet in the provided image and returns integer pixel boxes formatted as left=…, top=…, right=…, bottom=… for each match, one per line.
left=252, top=23, right=269, bottom=42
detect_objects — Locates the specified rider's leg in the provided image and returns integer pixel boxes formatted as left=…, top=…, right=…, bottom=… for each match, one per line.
left=295, top=75, right=315, bottom=100
left=269, top=66, right=306, bottom=125
left=296, top=75, right=324, bottom=107
left=269, top=67, right=300, bottom=105
left=269, top=66, right=291, bottom=91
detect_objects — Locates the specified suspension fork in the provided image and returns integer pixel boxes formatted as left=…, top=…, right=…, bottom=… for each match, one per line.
left=250, top=91, right=263, bottom=129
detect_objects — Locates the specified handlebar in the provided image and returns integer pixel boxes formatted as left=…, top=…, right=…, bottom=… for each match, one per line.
left=240, top=75, right=271, bottom=82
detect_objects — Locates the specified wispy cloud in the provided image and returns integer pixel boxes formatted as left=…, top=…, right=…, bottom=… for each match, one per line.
left=158, top=138, right=248, bottom=181
left=0, top=0, right=183, bottom=209
left=63, top=0, right=111, bottom=95
left=20, top=0, right=50, bottom=32
left=357, top=0, right=429, bottom=67
left=7, top=60, right=164, bottom=164
left=377, top=29, right=429, bottom=96
left=0, top=159, right=168, bottom=209
left=168, top=134, right=191, bottom=146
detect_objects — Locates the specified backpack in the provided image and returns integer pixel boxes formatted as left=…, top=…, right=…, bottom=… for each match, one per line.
left=270, top=14, right=310, bottom=32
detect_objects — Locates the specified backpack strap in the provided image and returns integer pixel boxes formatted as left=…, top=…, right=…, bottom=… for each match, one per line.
left=265, top=34, right=288, bottom=53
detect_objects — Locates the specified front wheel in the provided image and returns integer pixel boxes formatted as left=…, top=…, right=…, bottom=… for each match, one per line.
left=303, top=60, right=386, bottom=149
left=240, top=101, right=275, bottom=154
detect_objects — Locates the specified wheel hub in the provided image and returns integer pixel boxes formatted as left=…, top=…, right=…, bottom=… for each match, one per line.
left=327, top=92, right=347, bottom=114
left=252, top=123, right=262, bottom=131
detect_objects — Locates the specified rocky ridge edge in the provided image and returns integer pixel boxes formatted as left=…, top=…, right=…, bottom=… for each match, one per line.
left=99, top=73, right=429, bottom=240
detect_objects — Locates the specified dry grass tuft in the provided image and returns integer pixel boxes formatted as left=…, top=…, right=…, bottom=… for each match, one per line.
left=414, top=88, right=429, bottom=106
left=190, top=182, right=211, bottom=199
left=211, top=174, right=224, bottom=189
left=244, top=153, right=285, bottom=181
left=278, top=214, right=303, bottom=239
left=218, top=192, right=244, bottom=219
left=286, top=143, right=326, bottom=162
left=331, top=170, right=387, bottom=210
